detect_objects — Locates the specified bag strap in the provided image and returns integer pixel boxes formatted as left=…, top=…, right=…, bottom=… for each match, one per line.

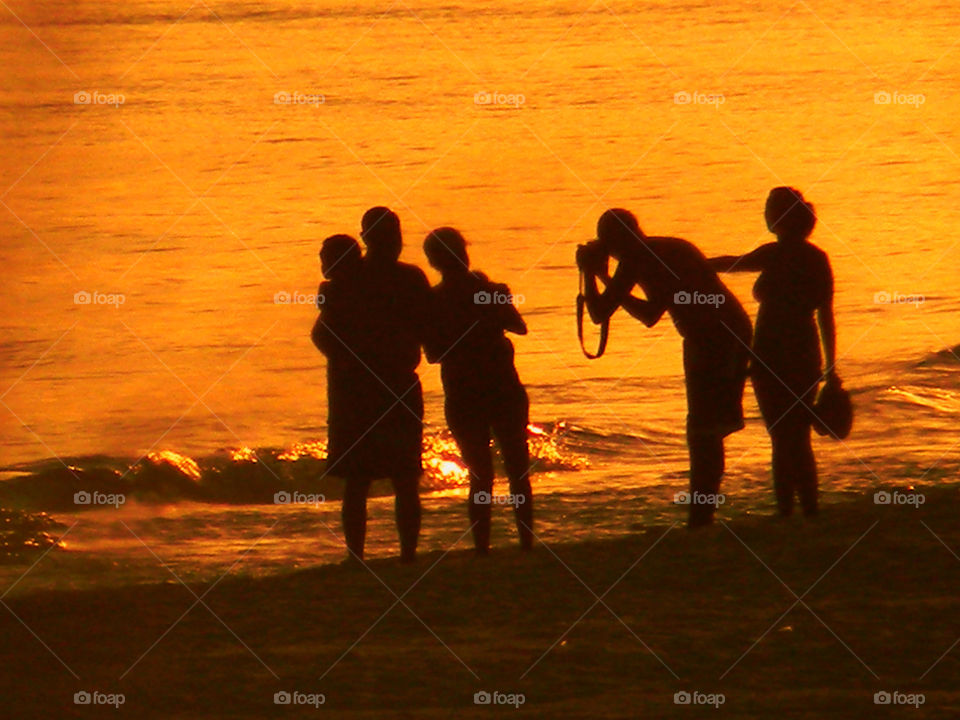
left=577, top=273, right=609, bottom=359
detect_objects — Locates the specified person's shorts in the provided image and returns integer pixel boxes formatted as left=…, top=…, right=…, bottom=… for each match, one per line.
left=683, top=336, right=750, bottom=438
left=327, top=373, right=424, bottom=480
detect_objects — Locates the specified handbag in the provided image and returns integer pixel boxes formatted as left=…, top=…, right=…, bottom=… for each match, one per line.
left=811, top=376, right=853, bottom=440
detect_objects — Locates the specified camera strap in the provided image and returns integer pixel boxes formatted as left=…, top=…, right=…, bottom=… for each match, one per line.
left=577, top=274, right=609, bottom=359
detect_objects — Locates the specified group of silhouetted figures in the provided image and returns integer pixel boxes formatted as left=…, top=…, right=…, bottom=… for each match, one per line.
left=311, top=208, right=532, bottom=562
left=313, top=188, right=841, bottom=562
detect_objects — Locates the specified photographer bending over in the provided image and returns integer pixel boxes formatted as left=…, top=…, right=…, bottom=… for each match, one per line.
left=578, top=209, right=752, bottom=527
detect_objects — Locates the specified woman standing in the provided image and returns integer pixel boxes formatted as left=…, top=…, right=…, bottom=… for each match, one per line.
left=711, top=187, right=838, bottom=516
left=422, top=227, right=533, bottom=553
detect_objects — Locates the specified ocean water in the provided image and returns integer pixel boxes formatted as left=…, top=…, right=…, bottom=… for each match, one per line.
left=1, top=0, right=958, bottom=591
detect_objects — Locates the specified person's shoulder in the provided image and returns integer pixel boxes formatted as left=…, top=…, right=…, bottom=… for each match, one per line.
left=396, top=261, right=430, bottom=286
left=646, top=236, right=708, bottom=265
left=645, top=235, right=684, bottom=248
left=472, top=270, right=505, bottom=292
left=805, top=242, right=829, bottom=261
left=317, top=280, right=334, bottom=302
left=647, top=236, right=699, bottom=254
left=797, top=242, right=830, bottom=272
left=805, top=243, right=833, bottom=283
left=750, top=242, right=778, bottom=261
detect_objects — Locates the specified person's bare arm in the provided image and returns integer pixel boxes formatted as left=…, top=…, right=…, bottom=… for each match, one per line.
left=311, top=315, right=330, bottom=354
left=710, top=246, right=770, bottom=273
left=501, top=303, right=527, bottom=335
left=817, top=257, right=837, bottom=382
left=584, top=263, right=634, bottom=324
left=817, top=296, right=837, bottom=382
left=620, top=291, right=666, bottom=327
left=492, top=282, right=527, bottom=335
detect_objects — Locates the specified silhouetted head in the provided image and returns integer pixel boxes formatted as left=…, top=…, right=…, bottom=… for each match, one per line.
left=765, top=187, right=816, bottom=243
left=596, top=208, right=643, bottom=257
left=360, top=206, right=402, bottom=263
left=319, top=234, right=362, bottom=280
left=424, top=227, right=470, bottom=276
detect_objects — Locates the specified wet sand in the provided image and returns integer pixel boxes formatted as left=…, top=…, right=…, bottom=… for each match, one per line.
left=2, top=485, right=959, bottom=718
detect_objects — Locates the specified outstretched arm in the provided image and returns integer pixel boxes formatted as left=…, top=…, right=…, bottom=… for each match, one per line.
left=709, top=246, right=770, bottom=273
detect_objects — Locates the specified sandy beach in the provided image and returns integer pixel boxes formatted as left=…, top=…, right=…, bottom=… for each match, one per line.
left=2, top=485, right=958, bottom=719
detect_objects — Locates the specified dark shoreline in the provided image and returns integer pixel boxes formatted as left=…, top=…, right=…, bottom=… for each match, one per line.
left=2, top=484, right=959, bottom=718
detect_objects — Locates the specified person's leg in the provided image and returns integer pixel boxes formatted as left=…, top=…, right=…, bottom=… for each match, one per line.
left=682, top=340, right=726, bottom=528
left=687, top=432, right=724, bottom=527
left=463, top=431, right=496, bottom=554
left=793, top=423, right=818, bottom=516
left=754, top=370, right=807, bottom=517
left=492, top=389, right=533, bottom=550
left=342, top=477, right=371, bottom=560
left=449, top=404, right=495, bottom=554
left=390, top=473, right=421, bottom=563
left=771, top=417, right=819, bottom=517
left=380, top=374, right=424, bottom=563
left=769, top=427, right=795, bottom=516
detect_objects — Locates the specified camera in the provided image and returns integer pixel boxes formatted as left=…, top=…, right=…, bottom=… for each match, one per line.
left=576, top=239, right=608, bottom=275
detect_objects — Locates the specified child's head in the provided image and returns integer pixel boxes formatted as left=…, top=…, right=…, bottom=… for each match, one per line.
left=423, top=227, right=469, bottom=276
left=320, top=234, right=362, bottom=279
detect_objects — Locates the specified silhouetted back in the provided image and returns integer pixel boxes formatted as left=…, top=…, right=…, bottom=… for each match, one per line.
left=359, top=208, right=430, bottom=380
left=427, top=270, right=522, bottom=397
left=636, top=236, right=752, bottom=341
left=313, top=234, right=366, bottom=360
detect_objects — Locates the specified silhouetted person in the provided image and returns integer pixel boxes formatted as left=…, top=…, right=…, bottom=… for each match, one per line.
left=579, top=209, right=752, bottom=527
left=340, top=207, right=428, bottom=562
left=311, top=234, right=377, bottom=508
left=423, top=228, right=533, bottom=554
left=711, top=187, right=837, bottom=517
